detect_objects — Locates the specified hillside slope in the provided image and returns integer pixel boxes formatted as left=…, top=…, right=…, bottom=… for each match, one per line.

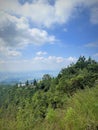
left=0, top=56, right=98, bottom=130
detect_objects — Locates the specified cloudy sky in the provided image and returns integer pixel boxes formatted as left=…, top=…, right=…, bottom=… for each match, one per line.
left=0, top=0, right=98, bottom=72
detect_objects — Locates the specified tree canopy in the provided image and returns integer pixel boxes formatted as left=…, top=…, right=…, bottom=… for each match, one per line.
left=0, top=56, right=98, bottom=130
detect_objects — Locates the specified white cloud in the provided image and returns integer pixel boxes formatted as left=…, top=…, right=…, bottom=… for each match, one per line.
left=34, top=56, right=44, bottom=61
left=36, top=51, right=47, bottom=55
left=47, top=56, right=64, bottom=63
left=7, top=50, right=21, bottom=57
left=85, top=42, right=98, bottom=47
left=0, top=0, right=97, bottom=72
left=36, top=55, right=77, bottom=68
left=63, top=28, right=67, bottom=32
left=90, top=7, right=98, bottom=24
left=29, top=28, right=55, bottom=45
left=0, top=12, right=56, bottom=58
left=0, top=56, right=77, bottom=72
left=0, top=45, right=21, bottom=57
left=0, top=0, right=98, bottom=27
left=67, top=56, right=77, bottom=62
left=0, top=12, right=56, bottom=47
left=55, top=57, right=64, bottom=63
left=93, top=53, right=98, bottom=57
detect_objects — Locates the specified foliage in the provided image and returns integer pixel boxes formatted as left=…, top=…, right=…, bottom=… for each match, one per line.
left=0, top=56, right=98, bottom=130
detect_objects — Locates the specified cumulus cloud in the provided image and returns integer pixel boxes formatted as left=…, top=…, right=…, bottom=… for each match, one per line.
left=0, top=0, right=97, bottom=59
left=0, top=12, right=56, bottom=58
left=31, top=55, right=77, bottom=70
left=0, top=12, right=55, bottom=47
left=67, top=56, right=77, bottom=62
left=0, top=0, right=97, bottom=71
left=0, top=56, right=77, bottom=72
left=29, top=28, right=55, bottom=45
left=0, top=43, right=21, bottom=57
left=47, top=56, right=64, bottom=63
left=36, top=51, right=47, bottom=55
left=0, top=0, right=98, bottom=27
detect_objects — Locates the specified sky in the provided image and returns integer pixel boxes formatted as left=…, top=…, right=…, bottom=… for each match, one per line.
left=0, top=0, right=98, bottom=72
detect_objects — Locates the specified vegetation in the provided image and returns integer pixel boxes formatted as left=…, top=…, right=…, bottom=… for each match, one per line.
left=0, top=56, right=98, bottom=130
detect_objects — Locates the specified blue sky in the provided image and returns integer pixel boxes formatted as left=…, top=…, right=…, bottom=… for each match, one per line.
left=0, top=0, right=98, bottom=72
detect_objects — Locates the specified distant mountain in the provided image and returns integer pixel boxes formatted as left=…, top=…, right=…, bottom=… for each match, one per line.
left=0, top=70, right=59, bottom=85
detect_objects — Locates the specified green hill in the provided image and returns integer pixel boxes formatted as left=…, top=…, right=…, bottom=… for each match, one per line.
left=0, top=56, right=98, bottom=130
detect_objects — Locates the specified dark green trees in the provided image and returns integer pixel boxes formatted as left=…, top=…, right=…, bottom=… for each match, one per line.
left=39, top=74, right=52, bottom=91
left=56, top=56, right=98, bottom=95
left=0, top=56, right=98, bottom=130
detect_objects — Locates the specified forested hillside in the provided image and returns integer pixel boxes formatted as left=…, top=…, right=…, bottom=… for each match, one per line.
left=0, top=56, right=98, bottom=130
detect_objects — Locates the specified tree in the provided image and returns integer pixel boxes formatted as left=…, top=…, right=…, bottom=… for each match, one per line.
left=33, top=79, right=37, bottom=86
left=75, top=56, right=86, bottom=69
left=42, top=74, right=51, bottom=81
left=25, top=80, right=29, bottom=86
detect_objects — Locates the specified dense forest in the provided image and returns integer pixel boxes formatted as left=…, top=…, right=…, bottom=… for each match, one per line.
left=0, top=56, right=98, bottom=130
